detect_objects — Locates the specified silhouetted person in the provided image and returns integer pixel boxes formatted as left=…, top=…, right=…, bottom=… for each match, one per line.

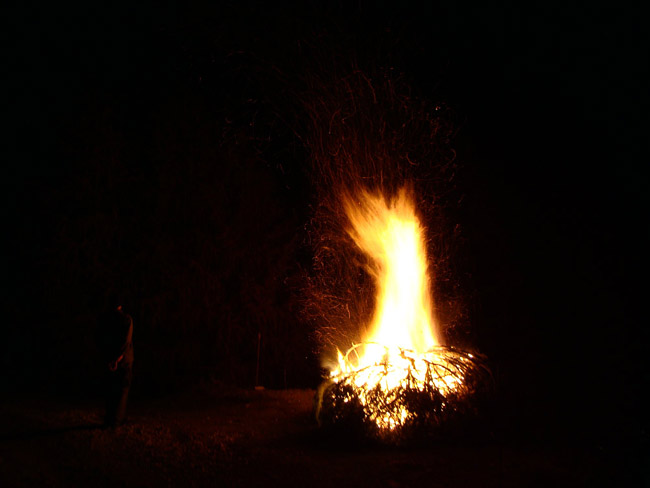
left=98, top=304, right=134, bottom=427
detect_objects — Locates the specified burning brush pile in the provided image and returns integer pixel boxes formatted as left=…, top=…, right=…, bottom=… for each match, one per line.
left=301, top=68, right=492, bottom=442
left=314, top=188, right=490, bottom=441
left=321, top=344, right=489, bottom=434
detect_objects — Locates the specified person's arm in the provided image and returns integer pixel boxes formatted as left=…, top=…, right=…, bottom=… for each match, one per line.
left=108, top=315, right=132, bottom=370
left=108, top=356, right=124, bottom=371
left=117, top=316, right=133, bottom=357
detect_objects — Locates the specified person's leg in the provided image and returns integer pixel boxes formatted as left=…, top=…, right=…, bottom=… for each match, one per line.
left=104, top=372, right=119, bottom=426
left=114, top=364, right=132, bottom=425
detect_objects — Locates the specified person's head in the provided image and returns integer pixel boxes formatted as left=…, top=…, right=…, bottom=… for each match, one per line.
left=105, top=292, right=124, bottom=313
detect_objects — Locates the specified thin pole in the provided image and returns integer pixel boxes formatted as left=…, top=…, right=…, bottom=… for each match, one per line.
left=255, top=331, right=261, bottom=387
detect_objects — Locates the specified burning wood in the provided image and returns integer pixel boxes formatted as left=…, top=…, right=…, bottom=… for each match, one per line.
left=315, top=186, right=490, bottom=440
left=317, top=343, right=490, bottom=440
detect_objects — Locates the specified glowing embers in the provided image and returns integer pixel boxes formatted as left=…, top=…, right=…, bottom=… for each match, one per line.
left=317, top=343, right=489, bottom=437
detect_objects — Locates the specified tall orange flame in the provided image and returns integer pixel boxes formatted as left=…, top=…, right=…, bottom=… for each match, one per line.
left=343, top=186, right=440, bottom=352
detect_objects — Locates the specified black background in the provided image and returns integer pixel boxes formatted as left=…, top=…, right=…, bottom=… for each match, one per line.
left=6, top=1, right=648, bottom=444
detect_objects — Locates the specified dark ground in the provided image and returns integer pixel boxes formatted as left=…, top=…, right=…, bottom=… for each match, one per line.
left=0, top=385, right=644, bottom=487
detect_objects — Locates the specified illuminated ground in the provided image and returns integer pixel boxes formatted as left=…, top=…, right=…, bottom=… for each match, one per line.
left=0, top=386, right=640, bottom=487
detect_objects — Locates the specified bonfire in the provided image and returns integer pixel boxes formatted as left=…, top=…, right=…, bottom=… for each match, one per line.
left=316, top=186, right=490, bottom=440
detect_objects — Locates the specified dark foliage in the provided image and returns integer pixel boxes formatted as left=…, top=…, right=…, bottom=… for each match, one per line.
left=32, top=92, right=313, bottom=390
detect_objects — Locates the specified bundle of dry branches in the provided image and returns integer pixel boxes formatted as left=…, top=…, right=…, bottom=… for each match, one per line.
left=315, top=345, right=492, bottom=443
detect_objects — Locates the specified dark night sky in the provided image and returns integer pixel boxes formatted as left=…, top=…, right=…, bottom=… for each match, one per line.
left=6, top=2, right=648, bottom=442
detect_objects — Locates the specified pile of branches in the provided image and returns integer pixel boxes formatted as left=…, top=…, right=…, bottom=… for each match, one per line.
left=315, top=345, right=492, bottom=443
